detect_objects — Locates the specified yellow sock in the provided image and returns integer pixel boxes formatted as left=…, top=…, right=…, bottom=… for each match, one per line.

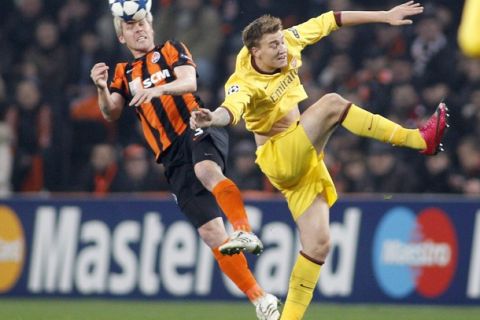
left=281, top=253, right=322, bottom=320
left=341, top=104, right=426, bottom=150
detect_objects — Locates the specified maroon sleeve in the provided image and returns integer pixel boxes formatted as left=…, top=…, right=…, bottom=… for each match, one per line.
left=334, top=11, right=343, bottom=27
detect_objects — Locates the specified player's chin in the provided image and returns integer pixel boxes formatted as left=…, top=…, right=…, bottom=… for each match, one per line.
left=135, top=40, right=153, bottom=50
left=276, top=58, right=288, bottom=68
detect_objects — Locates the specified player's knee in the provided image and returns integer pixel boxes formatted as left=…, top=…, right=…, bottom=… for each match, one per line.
left=194, top=162, right=208, bottom=184
left=318, top=93, right=349, bottom=122
left=321, top=93, right=348, bottom=107
left=194, top=161, right=223, bottom=191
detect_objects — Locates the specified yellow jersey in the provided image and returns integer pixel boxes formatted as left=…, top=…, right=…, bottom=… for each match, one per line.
left=222, top=11, right=340, bottom=134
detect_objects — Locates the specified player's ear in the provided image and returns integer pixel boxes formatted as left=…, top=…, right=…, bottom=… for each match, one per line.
left=118, top=34, right=126, bottom=44
left=251, top=46, right=260, bottom=58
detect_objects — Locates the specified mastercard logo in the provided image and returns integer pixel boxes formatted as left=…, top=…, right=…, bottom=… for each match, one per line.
left=0, top=206, right=25, bottom=293
left=372, top=207, right=458, bottom=298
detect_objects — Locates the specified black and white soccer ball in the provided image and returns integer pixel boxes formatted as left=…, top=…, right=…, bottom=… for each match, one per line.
left=109, top=0, right=152, bottom=22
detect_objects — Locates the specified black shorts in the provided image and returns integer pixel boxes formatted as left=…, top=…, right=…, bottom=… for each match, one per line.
left=160, top=127, right=229, bottom=228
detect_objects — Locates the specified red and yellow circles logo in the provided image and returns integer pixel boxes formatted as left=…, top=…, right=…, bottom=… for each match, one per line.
left=0, top=206, right=25, bottom=293
left=373, top=207, right=458, bottom=298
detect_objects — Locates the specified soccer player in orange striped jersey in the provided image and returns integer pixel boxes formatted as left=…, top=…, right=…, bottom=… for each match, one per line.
left=90, top=12, right=280, bottom=319
left=191, top=2, right=448, bottom=319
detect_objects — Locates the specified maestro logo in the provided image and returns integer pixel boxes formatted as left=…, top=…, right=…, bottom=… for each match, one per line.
left=0, top=206, right=25, bottom=293
left=373, top=206, right=458, bottom=298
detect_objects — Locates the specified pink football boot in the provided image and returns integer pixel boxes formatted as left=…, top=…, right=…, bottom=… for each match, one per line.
left=419, top=102, right=449, bottom=155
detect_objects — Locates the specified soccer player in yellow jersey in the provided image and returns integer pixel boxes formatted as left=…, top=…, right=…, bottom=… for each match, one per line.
left=458, top=0, right=480, bottom=57
left=191, top=2, right=448, bottom=319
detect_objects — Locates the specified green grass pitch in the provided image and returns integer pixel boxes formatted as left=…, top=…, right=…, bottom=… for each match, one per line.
left=1, top=299, right=479, bottom=320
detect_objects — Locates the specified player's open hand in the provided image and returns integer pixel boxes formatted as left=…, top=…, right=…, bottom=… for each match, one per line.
left=129, top=87, right=162, bottom=107
left=90, top=63, right=109, bottom=90
left=386, top=1, right=423, bottom=26
left=190, top=108, right=213, bottom=130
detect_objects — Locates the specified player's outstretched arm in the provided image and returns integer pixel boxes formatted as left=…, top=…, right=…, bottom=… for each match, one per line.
left=190, top=107, right=231, bottom=130
left=90, top=62, right=124, bottom=121
left=341, top=1, right=423, bottom=27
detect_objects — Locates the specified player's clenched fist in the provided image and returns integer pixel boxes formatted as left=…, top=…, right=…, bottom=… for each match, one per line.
left=90, top=63, right=110, bottom=90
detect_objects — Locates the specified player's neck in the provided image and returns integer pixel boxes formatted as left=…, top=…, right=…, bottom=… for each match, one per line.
left=251, top=56, right=280, bottom=75
left=130, top=45, right=156, bottom=59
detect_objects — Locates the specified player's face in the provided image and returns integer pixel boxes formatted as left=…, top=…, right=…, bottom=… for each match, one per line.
left=119, top=18, right=155, bottom=57
left=252, top=31, right=288, bottom=72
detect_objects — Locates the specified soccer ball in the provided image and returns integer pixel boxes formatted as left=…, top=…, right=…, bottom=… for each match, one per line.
left=109, top=0, right=152, bottom=22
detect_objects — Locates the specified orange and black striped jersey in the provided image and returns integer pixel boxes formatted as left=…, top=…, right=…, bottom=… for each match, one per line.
left=109, top=40, right=203, bottom=161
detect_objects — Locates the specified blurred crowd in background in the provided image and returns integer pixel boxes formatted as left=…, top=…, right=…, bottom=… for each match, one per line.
left=0, top=0, right=479, bottom=197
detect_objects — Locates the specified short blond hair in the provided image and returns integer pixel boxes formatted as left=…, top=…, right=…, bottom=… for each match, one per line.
left=242, top=15, right=283, bottom=50
left=113, top=11, right=153, bottom=37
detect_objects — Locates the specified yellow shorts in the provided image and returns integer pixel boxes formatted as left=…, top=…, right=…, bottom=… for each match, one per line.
left=255, top=122, right=337, bottom=220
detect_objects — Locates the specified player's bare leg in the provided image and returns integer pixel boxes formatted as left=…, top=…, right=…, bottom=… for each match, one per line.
left=195, top=160, right=263, bottom=255
left=197, top=217, right=230, bottom=248
left=300, top=93, right=350, bottom=152
left=281, top=196, right=330, bottom=320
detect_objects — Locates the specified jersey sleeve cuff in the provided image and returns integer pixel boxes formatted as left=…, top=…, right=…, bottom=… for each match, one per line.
left=334, top=11, right=342, bottom=27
